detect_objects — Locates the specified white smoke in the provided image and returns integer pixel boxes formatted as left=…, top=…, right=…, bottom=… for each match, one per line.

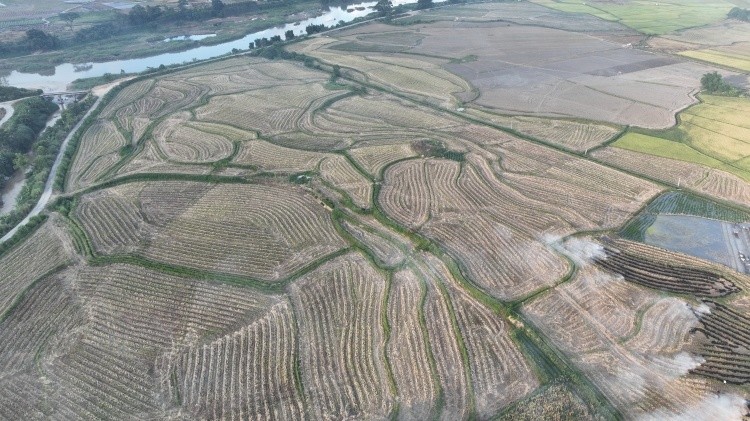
left=557, top=237, right=606, bottom=266
left=665, top=352, right=705, bottom=376
left=694, top=303, right=712, bottom=315
left=639, top=393, right=747, bottom=421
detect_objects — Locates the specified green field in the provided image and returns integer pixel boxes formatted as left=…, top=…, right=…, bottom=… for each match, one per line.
left=531, top=0, right=737, bottom=34
left=613, top=95, right=750, bottom=182
left=679, top=49, right=750, bottom=73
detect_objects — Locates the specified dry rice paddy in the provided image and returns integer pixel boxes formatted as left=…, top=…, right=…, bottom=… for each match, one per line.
left=3, top=4, right=750, bottom=419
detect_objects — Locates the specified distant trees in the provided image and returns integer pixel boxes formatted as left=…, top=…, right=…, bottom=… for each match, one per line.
left=416, top=0, right=433, bottom=10
left=128, top=4, right=163, bottom=25
left=0, top=86, right=43, bottom=102
left=374, top=0, right=393, bottom=15
left=211, top=0, right=225, bottom=16
left=701, top=71, right=742, bottom=96
left=728, top=7, right=749, bottom=21
left=305, top=23, right=327, bottom=35
left=25, top=29, right=60, bottom=51
left=59, top=12, right=80, bottom=31
left=285, top=30, right=295, bottom=40
left=0, top=97, right=58, bottom=181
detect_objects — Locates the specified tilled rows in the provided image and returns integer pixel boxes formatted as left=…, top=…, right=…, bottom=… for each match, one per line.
left=595, top=245, right=740, bottom=297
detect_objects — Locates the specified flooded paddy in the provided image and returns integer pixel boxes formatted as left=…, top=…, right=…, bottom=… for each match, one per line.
left=643, top=214, right=749, bottom=273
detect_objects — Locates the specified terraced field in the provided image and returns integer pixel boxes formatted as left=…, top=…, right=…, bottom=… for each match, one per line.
left=3, top=3, right=750, bottom=419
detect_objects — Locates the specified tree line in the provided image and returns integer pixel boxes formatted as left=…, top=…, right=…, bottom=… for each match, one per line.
left=0, top=97, right=59, bottom=183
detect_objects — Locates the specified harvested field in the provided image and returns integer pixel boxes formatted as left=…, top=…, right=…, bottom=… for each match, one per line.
left=319, top=155, right=372, bottom=210
left=67, top=120, right=129, bottom=191
left=386, top=270, right=438, bottom=419
left=196, top=83, right=344, bottom=135
left=0, top=220, right=72, bottom=319
left=523, top=263, right=718, bottom=419
left=74, top=181, right=347, bottom=281
left=691, top=301, right=750, bottom=384
left=290, top=253, right=393, bottom=419
left=0, top=259, right=280, bottom=419
left=379, top=149, right=659, bottom=300
left=233, top=139, right=329, bottom=172
left=531, top=0, right=736, bottom=34
left=592, top=147, right=750, bottom=206
left=8, top=12, right=750, bottom=419
left=159, top=301, right=304, bottom=419
left=153, top=112, right=235, bottom=163
left=348, top=143, right=418, bottom=178
left=418, top=253, right=539, bottom=417
left=595, top=238, right=741, bottom=297
left=466, top=109, right=621, bottom=152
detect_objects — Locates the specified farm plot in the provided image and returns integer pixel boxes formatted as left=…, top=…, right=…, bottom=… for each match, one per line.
left=195, top=83, right=345, bottom=136
left=379, top=144, right=659, bottom=300
left=74, top=180, right=347, bottom=281
left=66, top=120, right=129, bottom=191
left=233, top=139, right=330, bottom=172
left=385, top=269, right=438, bottom=419
left=417, top=253, right=539, bottom=418
left=319, top=155, right=372, bottom=210
left=523, top=263, right=719, bottom=419
left=153, top=112, right=234, bottom=163
left=0, top=260, right=280, bottom=420
left=691, top=301, right=750, bottom=384
left=348, top=143, right=418, bottom=178
left=159, top=301, right=304, bottom=420
left=300, top=47, right=471, bottom=106
left=0, top=219, right=72, bottom=318
left=531, top=0, right=735, bottom=35
left=595, top=239, right=741, bottom=297
left=300, top=11, right=733, bottom=128
left=466, top=109, right=621, bottom=152
left=596, top=237, right=750, bottom=292
left=592, top=147, right=750, bottom=206
left=611, top=94, right=750, bottom=183
left=290, top=253, right=393, bottom=419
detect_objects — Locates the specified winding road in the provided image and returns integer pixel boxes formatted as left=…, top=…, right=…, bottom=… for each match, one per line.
left=0, top=101, right=15, bottom=129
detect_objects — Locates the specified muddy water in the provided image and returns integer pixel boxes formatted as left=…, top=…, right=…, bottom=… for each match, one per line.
left=643, top=214, right=749, bottom=273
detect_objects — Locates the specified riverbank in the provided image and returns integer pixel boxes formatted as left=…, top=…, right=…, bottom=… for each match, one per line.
left=0, top=0, right=322, bottom=77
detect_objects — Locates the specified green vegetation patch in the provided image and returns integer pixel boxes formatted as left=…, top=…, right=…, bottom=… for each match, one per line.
left=412, top=139, right=465, bottom=162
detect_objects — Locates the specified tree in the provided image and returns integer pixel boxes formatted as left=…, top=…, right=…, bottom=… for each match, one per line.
left=728, top=7, right=750, bottom=21
left=25, top=30, right=59, bottom=51
left=12, top=153, right=28, bottom=171
left=416, top=0, right=432, bottom=9
left=59, top=12, right=80, bottom=31
left=700, top=71, right=735, bottom=94
left=178, top=0, right=189, bottom=13
left=285, top=30, right=295, bottom=40
left=211, top=0, right=225, bottom=15
left=374, top=0, right=392, bottom=15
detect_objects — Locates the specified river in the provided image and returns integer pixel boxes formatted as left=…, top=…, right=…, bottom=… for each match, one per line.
left=4, top=0, right=438, bottom=92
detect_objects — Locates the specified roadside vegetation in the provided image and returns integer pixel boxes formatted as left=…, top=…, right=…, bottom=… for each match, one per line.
left=0, top=97, right=58, bottom=188
left=0, top=96, right=94, bottom=238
